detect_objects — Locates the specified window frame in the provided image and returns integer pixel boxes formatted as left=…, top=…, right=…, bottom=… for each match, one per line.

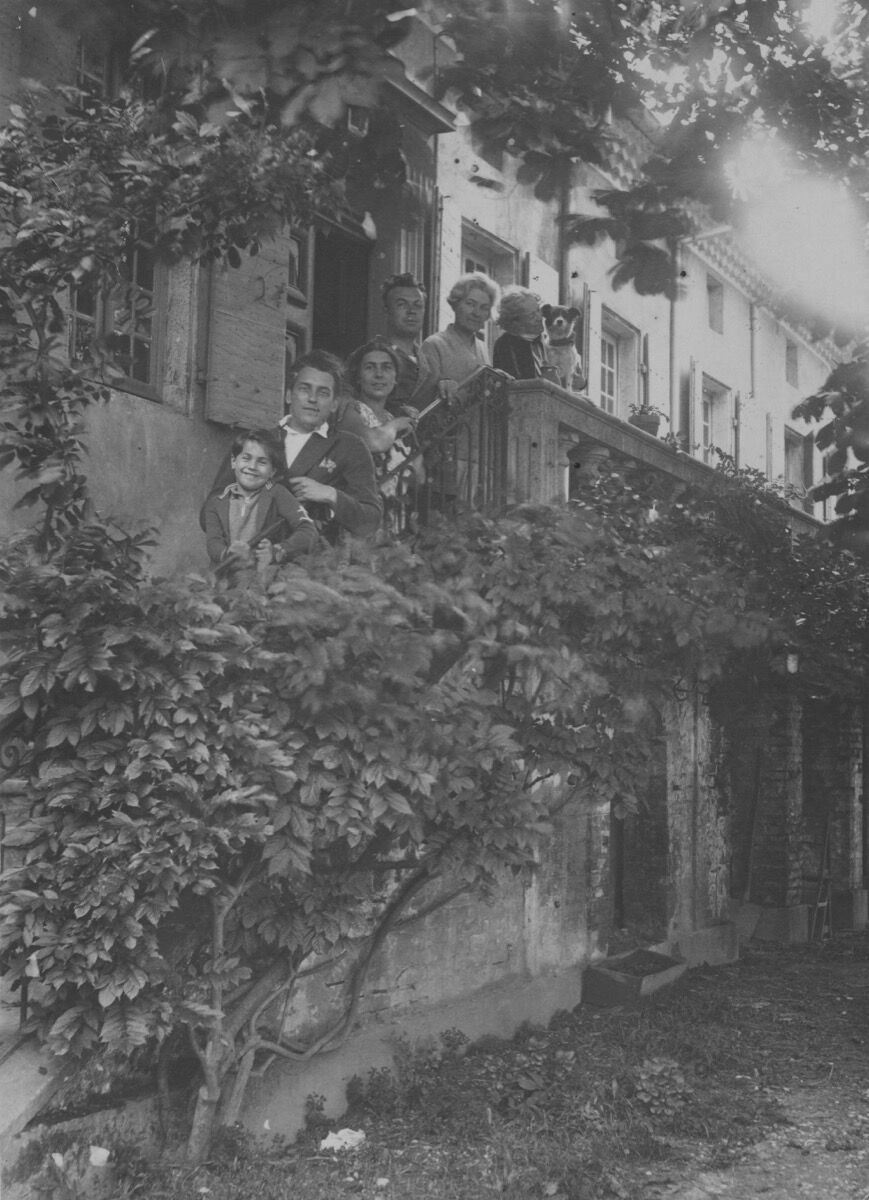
left=785, top=337, right=799, bottom=388
left=68, top=38, right=167, bottom=401
left=600, top=331, right=618, bottom=415
left=69, top=221, right=166, bottom=402
left=784, top=426, right=814, bottom=512
left=700, top=374, right=732, bottom=464
left=599, top=307, right=641, bottom=419
left=820, top=451, right=836, bottom=522
left=706, top=274, right=724, bottom=334
left=459, top=221, right=519, bottom=358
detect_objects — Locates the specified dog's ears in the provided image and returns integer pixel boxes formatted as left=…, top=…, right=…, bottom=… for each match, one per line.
left=566, top=307, right=581, bottom=321
left=540, top=304, right=554, bottom=320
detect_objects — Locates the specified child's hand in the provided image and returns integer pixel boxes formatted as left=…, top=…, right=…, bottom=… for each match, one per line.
left=224, top=540, right=253, bottom=564
left=253, top=542, right=274, bottom=568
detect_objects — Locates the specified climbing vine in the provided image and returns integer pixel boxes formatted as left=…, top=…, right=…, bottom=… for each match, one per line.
left=2, top=0, right=869, bottom=1168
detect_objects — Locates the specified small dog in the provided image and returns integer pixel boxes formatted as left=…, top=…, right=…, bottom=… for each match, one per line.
left=540, top=304, right=586, bottom=392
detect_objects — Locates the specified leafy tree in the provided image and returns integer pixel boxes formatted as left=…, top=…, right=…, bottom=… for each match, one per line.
left=0, top=1, right=410, bottom=544
left=792, top=353, right=869, bottom=549
left=3, top=0, right=869, bottom=1168
left=5, top=458, right=869, bottom=1160
left=440, top=0, right=869, bottom=313
left=0, top=527, right=544, bottom=1162
left=438, top=0, right=869, bottom=528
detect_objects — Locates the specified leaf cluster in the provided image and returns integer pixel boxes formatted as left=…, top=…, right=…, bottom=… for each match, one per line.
left=440, top=0, right=869, bottom=306
left=793, top=351, right=869, bottom=529
left=2, top=455, right=868, bottom=1145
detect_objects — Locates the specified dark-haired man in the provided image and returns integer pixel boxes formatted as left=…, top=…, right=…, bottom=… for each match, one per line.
left=381, top=273, right=430, bottom=411
left=203, top=349, right=381, bottom=541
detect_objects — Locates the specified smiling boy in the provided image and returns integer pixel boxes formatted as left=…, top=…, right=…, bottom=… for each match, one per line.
left=202, top=351, right=381, bottom=542
left=202, top=429, right=317, bottom=578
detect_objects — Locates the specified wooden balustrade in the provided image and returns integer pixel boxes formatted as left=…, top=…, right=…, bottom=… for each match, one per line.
left=388, top=371, right=821, bottom=537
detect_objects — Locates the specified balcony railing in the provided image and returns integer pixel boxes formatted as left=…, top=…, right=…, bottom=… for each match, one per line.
left=388, top=370, right=821, bottom=538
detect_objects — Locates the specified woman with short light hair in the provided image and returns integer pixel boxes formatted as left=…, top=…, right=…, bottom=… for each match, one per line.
left=414, top=271, right=500, bottom=404
left=445, top=272, right=501, bottom=312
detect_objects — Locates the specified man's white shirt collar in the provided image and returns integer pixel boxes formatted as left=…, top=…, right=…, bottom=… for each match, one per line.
left=279, top=417, right=329, bottom=437
left=278, top=418, right=330, bottom=467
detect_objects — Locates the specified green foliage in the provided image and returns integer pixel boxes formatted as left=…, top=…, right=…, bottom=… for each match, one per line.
left=793, top=349, right=869, bottom=539
left=0, top=8, right=411, bottom=543
left=4, top=0, right=869, bottom=1168
left=440, top=0, right=869, bottom=313
left=3, top=457, right=869, bottom=1161
left=437, top=0, right=640, bottom=201
left=630, top=1056, right=692, bottom=1124
left=43, top=0, right=412, bottom=127
left=4, top=453, right=868, bottom=1137
left=5, top=1128, right=77, bottom=1187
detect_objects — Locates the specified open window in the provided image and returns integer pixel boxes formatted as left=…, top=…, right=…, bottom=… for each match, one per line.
left=700, top=375, right=732, bottom=463
left=599, top=307, right=640, bottom=418
left=461, top=221, right=519, bottom=357
left=785, top=427, right=814, bottom=513
left=820, top=451, right=837, bottom=522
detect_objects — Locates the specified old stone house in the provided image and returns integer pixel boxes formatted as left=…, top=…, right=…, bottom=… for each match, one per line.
left=0, top=0, right=865, bottom=1139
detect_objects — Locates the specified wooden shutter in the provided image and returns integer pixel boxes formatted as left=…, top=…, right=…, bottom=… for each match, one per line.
left=687, top=357, right=698, bottom=455
left=580, top=283, right=592, bottom=383
left=205, top=234, right=292, bottom=427
left=802, top=431, right=815, bottom=513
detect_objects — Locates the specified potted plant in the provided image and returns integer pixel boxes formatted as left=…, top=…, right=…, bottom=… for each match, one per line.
left=628, top=404, right=669, bottom=436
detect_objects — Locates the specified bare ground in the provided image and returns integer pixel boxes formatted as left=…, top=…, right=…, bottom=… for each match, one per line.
left=132, top=932, right=869, bottom=1200
left=639, top=935, right=869, bottom=1200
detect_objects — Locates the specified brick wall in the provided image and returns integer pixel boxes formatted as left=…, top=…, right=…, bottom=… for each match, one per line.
left=749, top=692, right=803, bottom=906
left=802, top=698, right=864, bottom=892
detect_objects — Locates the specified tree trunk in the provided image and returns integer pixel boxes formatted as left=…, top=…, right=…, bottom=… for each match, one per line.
left=186, top=1076, right=222, bottom=1164
left=186, top=1040, right=227, bottom=1166
left=219, top=1045, right=257, bottom=1128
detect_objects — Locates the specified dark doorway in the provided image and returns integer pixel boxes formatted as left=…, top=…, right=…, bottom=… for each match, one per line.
left=612, top=739, right=669, bottom=945
left=312, top=226, right=370, bottom=360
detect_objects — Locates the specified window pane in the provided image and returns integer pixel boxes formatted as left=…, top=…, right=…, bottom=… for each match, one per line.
left=134, top=244, right=155, bottom=292
left=131, top=337, right=151, bottom=383
left=707, top=277, right=723, bottom=334
left=600, top=335, right=617, bottom=414
left=702, top=391, right=713, bottom=462
left=72, top=280, right=97, bottom=318
left=785, top=339, right=799, bottom=387
left=70, top=312, right=96, bottom=361
left=105, top=223, right=157, bottom=388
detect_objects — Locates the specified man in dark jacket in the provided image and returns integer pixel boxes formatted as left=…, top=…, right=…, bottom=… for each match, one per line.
left=381, top=272, right=429, bottom=411
left=203, top=350, right=381, bottom=541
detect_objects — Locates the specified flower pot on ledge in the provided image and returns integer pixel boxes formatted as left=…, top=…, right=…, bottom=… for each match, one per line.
left=628, top=409, right=662, bottom=436
left=581, top=949, right=687, bottom=1007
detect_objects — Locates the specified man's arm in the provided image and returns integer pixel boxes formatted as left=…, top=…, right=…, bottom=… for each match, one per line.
left=265, top=486, right=320, bottom=561
left=290, top=432, right=381, bottom=538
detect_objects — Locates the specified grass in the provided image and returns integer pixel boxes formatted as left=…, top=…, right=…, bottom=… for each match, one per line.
left=32, top=934, right=869, bottom=1199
